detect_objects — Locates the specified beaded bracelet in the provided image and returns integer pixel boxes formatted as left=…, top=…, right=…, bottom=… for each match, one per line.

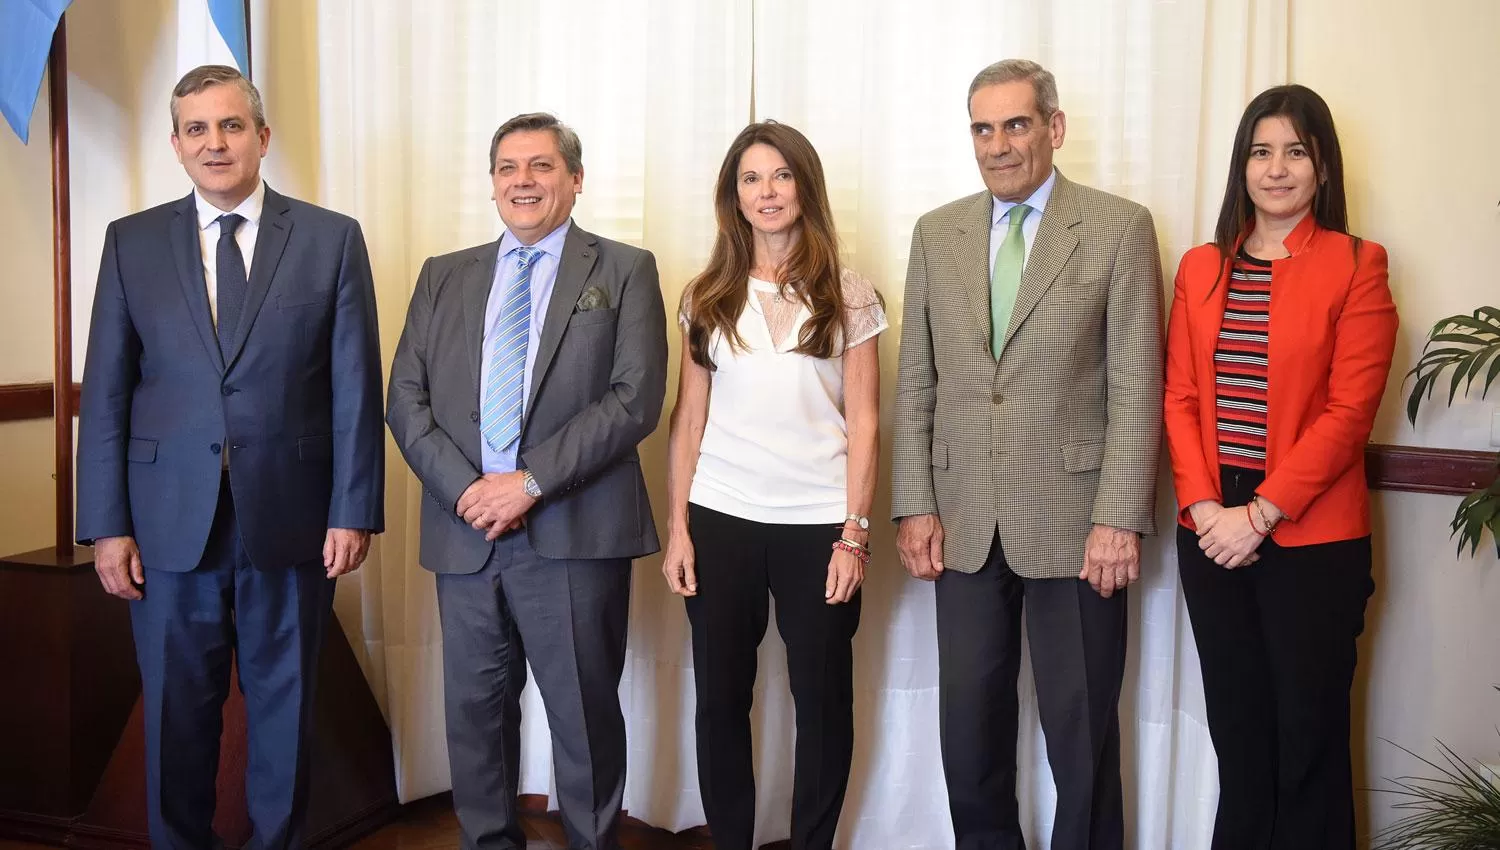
left=832, top=539, right=871, bottom=564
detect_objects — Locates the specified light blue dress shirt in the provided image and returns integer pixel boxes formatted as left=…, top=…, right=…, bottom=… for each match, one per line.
left=480, top=220, right=571, bottom=474
left=989, top=167, right=1057, bottom=279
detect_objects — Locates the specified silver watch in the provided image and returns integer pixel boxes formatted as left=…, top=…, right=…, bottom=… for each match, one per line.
left=844, top=513, right=870, bottom=530
left=522, top=470, right=543, bottom=499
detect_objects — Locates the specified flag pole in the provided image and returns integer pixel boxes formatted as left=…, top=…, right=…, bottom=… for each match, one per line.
left=48, top=14, right=75, bottom=555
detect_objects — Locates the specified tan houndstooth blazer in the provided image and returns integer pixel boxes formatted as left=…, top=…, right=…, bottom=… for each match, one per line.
left=891, top=170, right=1164, bottom=579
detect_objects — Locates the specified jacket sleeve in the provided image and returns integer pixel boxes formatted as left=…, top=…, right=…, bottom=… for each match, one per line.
left=75, top=223, right=141, bottom=544
left=890, top=221, right=940, bottom=520
left=327, top=221, right=386, bottom=532
left=386, top=257, right=484, bottom=512
left=1257, top=243, right=1397, bottom=519
left=1163, top=253, right=1221, bottom=526
left=1090, top=205, right=1165, bottom=534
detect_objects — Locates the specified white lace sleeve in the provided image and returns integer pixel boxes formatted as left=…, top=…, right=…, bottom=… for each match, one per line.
left=840, top=267, right=888, bottom=351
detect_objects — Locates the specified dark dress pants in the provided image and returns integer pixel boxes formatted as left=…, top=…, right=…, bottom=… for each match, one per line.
left=684, top=504, right=861, bottom=850
left=1179, top=465, right=1373, bottom=850
left=130, top=477, right=335, bottom=850
left=935, top=534, right=1127, bottom=850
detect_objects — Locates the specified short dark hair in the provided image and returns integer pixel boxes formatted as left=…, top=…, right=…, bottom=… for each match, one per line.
left=488, top=113, right=583, bottom=175
left=171, top=65, right=265, bottom=134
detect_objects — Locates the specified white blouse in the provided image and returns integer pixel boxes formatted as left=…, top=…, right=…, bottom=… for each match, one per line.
left=686, top=268, right=887, bottom=525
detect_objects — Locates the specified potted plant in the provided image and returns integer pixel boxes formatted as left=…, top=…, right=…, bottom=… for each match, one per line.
left=1370, top=309, right=1500, bottom=849
left=1404, top=305, right=1500, bottom=556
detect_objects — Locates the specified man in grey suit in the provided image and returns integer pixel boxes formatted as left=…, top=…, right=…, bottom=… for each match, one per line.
left=892, top=60, right=1164, bottom=850
left=387, top=113, right=666, bottom=850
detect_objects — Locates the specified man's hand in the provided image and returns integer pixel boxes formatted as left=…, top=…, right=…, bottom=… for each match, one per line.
left=896, top=514, right=945, bottom=581
left=324, top=528, right=372, bottom=578
left=1079, top=524, right=1140, bottom=598
left=95, top=535, right=145, bottom=600
left=457, top=472, right=537, bottom=541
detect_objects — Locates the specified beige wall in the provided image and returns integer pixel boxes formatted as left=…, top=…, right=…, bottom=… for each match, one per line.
left=1289, top=0, right=1500, bottom=840
left=2, top=0, right=1497, bottom=840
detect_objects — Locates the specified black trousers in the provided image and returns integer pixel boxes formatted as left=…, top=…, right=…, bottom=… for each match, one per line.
left=1178, top=466, right=1373, bottom=850
left=684, top=503, right=861, bottom=850
left=934, top=535, right=1126, bottom=850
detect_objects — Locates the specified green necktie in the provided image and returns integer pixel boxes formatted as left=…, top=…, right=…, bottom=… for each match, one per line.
left=990, top=203, right=1032, bottom=358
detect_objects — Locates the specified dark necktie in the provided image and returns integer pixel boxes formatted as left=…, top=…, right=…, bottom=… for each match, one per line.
left=215, top=213, right=247, bottom=358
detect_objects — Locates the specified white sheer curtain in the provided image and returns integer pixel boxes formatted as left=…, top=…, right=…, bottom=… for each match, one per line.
left=302, top=0, right=1289, bottom=846
left=742, top=1, right=1286, bottom=846
left=308, top=0, right=752, bottom=804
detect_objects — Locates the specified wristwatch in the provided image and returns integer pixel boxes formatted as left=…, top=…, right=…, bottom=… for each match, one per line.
left=844, top=513, right=870, bottom=530
left=522, top=470, right=543, bottom=499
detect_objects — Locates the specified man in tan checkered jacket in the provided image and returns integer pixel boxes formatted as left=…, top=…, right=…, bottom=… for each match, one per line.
left=892, top=59, right=1164, bottom=850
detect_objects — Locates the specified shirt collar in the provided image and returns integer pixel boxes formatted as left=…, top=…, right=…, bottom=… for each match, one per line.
left=499, top=219, right=572, bottom=261
left=195, top=180, right=266, bottom=231
left=991, top=167, right=1057, bottom=227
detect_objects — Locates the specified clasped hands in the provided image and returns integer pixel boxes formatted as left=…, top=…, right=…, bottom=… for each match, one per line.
left=457, top=471, right=537, bottom=541
left=1187, top=497, right=1283, bottom=569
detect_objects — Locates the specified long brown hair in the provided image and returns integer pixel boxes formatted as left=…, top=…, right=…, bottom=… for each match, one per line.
left=682, top=121, right=844, bottom=369
left=1213, top=84, right=1351, bottom=259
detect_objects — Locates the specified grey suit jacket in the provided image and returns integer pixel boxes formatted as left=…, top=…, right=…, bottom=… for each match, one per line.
left=891, top=171, right=1164, bottom=579
left=387, top=223, right=667, bottom=574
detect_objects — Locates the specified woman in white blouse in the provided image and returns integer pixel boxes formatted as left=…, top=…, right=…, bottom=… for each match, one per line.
left=663, top=121, right=886, bottom=850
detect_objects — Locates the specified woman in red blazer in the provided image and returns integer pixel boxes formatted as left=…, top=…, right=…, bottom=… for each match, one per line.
left=1164, top=84, right=1398, bottom=849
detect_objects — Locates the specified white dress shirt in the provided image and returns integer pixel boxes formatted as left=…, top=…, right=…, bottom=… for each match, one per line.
left=988, top=167, right=1057, bottom=279
left=194, top=180, right=265, bottom=325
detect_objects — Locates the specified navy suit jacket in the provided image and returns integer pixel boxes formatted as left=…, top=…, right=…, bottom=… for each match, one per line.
left=76, top=186, right=386, bottom=572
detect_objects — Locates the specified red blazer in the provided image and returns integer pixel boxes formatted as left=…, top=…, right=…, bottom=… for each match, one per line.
left=1164, top=215, right=1398, bottom=546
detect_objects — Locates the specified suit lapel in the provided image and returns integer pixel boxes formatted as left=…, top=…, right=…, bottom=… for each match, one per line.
left=225, top=187, right=292, bottom=369
left=169, top=194, right=225, bottom=374
left=1002, top=172, right=1081, bottom=352
left=955, top=193, right=996, bottom=349
left=464, top=241, right=503, bottom=395
left=528, top=225, right=598, bottom=405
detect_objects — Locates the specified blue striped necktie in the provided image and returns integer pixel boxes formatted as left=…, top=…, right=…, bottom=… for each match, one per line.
left=481, top=246, right=541, bottom=452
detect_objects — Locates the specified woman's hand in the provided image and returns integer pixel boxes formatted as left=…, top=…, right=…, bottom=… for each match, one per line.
left=1186, top=499, right=1224, bottom=529
left=662, top=531, right=698, bottom=597
left=825, top=546, right=865, bottom=604
left=827, top=525, right=868, bottom=604
left=1196, top=505, right=1265, bottom=569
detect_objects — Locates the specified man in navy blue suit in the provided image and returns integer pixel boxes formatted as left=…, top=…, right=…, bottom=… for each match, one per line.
left=75, top=65, right=385, bottom=849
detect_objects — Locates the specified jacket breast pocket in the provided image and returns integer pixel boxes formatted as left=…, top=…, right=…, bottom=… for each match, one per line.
left=298, top=434, right=333, bottom=461
left=278, top=291, right=329, bottom=310
left=127, top=437, right=158, bottom=463
left=931, top=439, right=949, bottom=469
left=569, top=307, right=618, bottom=328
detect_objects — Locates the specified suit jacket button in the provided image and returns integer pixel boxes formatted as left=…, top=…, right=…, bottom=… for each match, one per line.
left=211, top=443, right=221, bottom=454
left=992, top=392, right=1004, bottom=404
left=221, top=385, right=236, bottom=396
left=470, top=411, right=480, bottom=422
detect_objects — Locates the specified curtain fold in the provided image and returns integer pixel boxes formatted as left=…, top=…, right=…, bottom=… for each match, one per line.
left=305, top=1, right=1288, bottom=844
